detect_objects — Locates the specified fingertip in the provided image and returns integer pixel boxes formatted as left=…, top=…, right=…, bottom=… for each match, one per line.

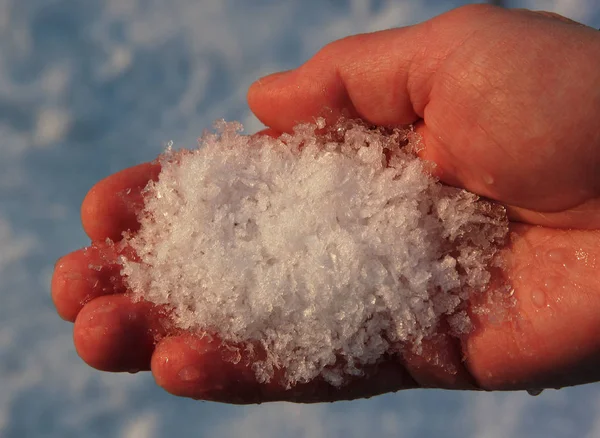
left=52, top=253, right=87, bottom=322
left=81, top=182, right=126, bottom=243
left=81, top=162, right=161, bottom=242
left=401, top=331, right=479, bottom=390
left=151, top=334, right=263, bottom=403
left=249, top=70, right=293, bottom=91
left=247, top=59, right=357, bottom=133
left=73, top=295, right=164, bottom=372
left=248, top=28, right=428, bottom=133
left=151, top=335, right=212, bottom=399
left=52, top=245, right=126, bottom=322
left=51, top=243, right=126, bottom=322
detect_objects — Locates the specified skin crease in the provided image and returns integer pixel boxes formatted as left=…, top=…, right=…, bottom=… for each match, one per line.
left=51, top=5, right=600, bottom=403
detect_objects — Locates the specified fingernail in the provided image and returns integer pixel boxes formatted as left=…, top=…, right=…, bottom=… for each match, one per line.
left=254, top=70, right=292, bottom=87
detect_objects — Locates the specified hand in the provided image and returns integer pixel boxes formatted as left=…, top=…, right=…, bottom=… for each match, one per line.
left=52, top=5, right=600, bottom=403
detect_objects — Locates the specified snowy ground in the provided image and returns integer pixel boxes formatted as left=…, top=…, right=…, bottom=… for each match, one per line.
left=1, top=0, right=599, bottom=437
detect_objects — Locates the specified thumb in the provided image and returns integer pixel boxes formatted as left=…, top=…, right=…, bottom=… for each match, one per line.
left=247, top=25, right=427, bottom=131
left=248, top=5, right=600, bottom=228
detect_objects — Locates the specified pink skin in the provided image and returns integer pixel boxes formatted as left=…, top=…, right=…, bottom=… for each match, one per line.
left=52, top=5, right=600, bottom=403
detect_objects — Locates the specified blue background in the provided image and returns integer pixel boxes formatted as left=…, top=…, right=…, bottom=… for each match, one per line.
left=1, top=0, right=599, bottom=437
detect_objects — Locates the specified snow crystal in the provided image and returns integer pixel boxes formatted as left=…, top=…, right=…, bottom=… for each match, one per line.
left=119, top=119, right=509, bottom=387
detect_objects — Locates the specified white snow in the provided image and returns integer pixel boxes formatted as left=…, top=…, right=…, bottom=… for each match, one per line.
left=120, top=119, right=508, bottom=387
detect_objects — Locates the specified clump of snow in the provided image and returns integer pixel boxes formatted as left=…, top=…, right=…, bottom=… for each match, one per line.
left=119, top=119, right=509, bottom=387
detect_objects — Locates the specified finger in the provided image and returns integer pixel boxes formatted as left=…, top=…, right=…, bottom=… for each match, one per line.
left=81, top=162, right=161, bottom=242
left=151, top=334, right=265, bottom=403
left=464, top=224, right=600, bottom=390
left=52, top=242, right=127, bottom=322
left=151, top=333, right=419, bottom=404
left=401, top=323, right=479, bottom=390
left=247, top=26, right=424, bottom=132
left=506, top=198, right=600, bottom=230
left=73, top=294, right=168, bottom=373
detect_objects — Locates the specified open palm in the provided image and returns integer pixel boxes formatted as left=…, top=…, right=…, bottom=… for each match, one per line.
left=52, top=5, right=600, bottom=403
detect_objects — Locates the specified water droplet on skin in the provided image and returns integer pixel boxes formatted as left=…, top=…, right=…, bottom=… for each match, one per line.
left=486, top=311, right=504, bottom=326
left=531, top=288, right=547, bottom=308
left=547, top=248, right=565, bottom=262
left=575, top=248, right=596, bottom=268
left=483, top=173, right=494, bottom=185
left=178, top=365, right=202, bottom=382
left=514, top=314, right=532, bottom=335
left=527, top=388, right=544, bottom=396
left=543, top=276, right=559, bottom=292
left=575, top=249, right=588, bottom=262
left=546, top=248, right=575, bottom=270
left=63, top=271, right=83, bottom=281
left=514, top=271, right=526, bottom=282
